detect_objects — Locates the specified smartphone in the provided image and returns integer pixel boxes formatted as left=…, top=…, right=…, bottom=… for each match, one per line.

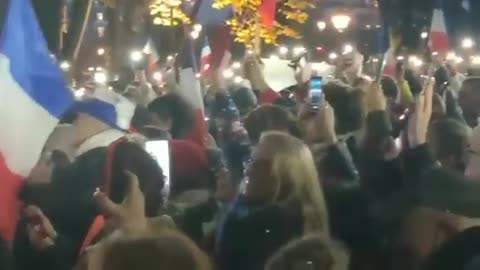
left=145, top=140, right=170, bottom=192
left=309, top=76, right=323, bottom=110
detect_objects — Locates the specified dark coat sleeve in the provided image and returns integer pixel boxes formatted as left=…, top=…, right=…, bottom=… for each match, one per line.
left=110, top=141, right=165, bottom=217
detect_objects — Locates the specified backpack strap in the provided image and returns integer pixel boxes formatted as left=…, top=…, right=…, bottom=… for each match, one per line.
left=79, top=137, right=126, bottom=256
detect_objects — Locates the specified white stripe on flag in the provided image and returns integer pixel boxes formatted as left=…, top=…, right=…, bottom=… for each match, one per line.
left=179, top=68, right=205, bottom=113
left=0, top=54, right=59, bottom=176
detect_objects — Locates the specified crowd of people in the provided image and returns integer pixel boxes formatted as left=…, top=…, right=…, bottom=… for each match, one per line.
left=2, top=51, right=480, bottom=270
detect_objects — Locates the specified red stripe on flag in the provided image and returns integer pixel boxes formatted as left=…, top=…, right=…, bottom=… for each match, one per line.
left=207, top=25, right=231, bottom=71
left=184, top=110, right=207, bottom=148
left=430, top=31, right=449, bottom=52
left=260, top=0, right=277, bottom=28
left=0, top=152, right=23, bottom=242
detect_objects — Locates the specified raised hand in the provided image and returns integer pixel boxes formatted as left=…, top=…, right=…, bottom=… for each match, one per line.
left=365, top=82, right=387, bottom=113
left=24, top=205, right=57, bottom=250
left=408, top=77, right=435, bottom=148
left=94, top=171, right=147, bottom=234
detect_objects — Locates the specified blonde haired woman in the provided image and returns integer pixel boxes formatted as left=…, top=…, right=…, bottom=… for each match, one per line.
left=216, top=132, right=329, bottom=270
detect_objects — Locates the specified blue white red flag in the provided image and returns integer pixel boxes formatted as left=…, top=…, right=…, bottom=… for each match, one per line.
left=200, top=39, right=212, bottom=74
left=178, top=38, right=206, bottom=147
left=0, top=0, right=73, bottom=241
left=429, top=0, right=449, bottom=54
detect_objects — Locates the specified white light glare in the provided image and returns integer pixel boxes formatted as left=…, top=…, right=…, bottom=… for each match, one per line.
left=279, top=46, right=289, bottom=55
left=130, top=51, right=143, bottom=62
left=234, top=76, right=243, bottom=84
left=94, top=72, right=108, bottom=84
left=97, top=48, right=105, bottom=55
left=222, top=69, right=234, bottom=79
left=462, top=38, right=475, bottom=49
left=60, top=61, right=70, bottom=71
left=232, top=62, right=241, bottom=69
left=328, top=52, right=338, bottom=60
left=193, top=24, right=202, bottom=32
left=446, top=52, right=456, bottom=60
left=342, top=44, right=353, bottom=55
left=420, top=31, right=428, bottom=39
left=293, top=46, right=306, bottom=56
left=153, top=71, right=163, bottom=81
left=167, top=55, right=174, bottom=62
left=190, top=31, right=200, bottom=39
left=471, top=55, right=480, bottom=65
left=396, top=55, right=404, bottom=61
left=75, top=88, right=86, bottom=98
left=317, top=21, right=326, bottom=31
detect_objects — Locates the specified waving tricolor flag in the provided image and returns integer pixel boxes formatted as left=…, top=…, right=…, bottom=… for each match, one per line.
left=200, top=39, right=211, bottom=74
left=0, top=0, right=73, bottom=241
left=260, top=0, right=277, bottom=28
left=178, top=38, right=206, bottom=147
left=143, top=38, right=160, bottom=72
left=429, top=0, right=449, bottom=54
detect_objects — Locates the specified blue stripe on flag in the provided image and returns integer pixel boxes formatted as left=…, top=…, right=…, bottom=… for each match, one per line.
left=74, top=99, right=118, bottom=129
left=0, top=0, right=73, bottom=118
left=196, top=0, right=232, bottom=25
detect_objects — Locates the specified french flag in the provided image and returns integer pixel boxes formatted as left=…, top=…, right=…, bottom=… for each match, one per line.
left=178, top=38, right=206, bottom=147
left=143, top=38, right=160, bottom=72
left=260, top=0, right=277, bottom=28
left=194, top=0, right=232, bottom=73
left=0, top=0, right=73, bottom=241
left=200, top=39, right=211, bottom=74
left=429, top=0, right=449, bottom=54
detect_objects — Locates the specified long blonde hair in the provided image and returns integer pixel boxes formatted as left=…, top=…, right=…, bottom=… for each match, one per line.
left=258, top=131, right=329, bottom=235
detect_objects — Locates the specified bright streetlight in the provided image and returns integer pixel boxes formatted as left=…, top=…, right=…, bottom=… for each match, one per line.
left=331, top=14, right=351, bottom=32
left=97, top=48, right=105, bottom=55
left=317, top=21, right=326, bottom=31
left=94, top=72, right=108, bottom=84
left=462, top=38, right=475, bottom=49
left=342, top=44, right=353, bottom=55
left=60, top=61, right=70, bottom=71
left=293, top=46, right=306, bottom=56
left=328, top=52, right=338, bottom=60
left=153, top=71, right=163, bottom=81
left=130, top=51, right=143, bottom=62
left=279, top=46, right=289, bottom=55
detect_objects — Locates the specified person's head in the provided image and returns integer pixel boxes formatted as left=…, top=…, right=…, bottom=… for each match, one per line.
left=265, top=235, right=349, bottom=270
left=98, top=231, right=212, bottom=270
left=434, top=66, right=450, bottom=93
left=428, top=118, right=470, bottom=172
left=73, top=89, right=136, bottom=145
left=381, top=76, right=399, bottom=103
left=324, top=81, right=365, bottom=135
left=244, top=132, right=329, bottom=233
left=459, top=77, right=480, bottom=115
left=244, top=104, right=300, bottom=144
left=148, top=94, right=196, bottom=139
left=230, top=86, right=258, bottom=116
